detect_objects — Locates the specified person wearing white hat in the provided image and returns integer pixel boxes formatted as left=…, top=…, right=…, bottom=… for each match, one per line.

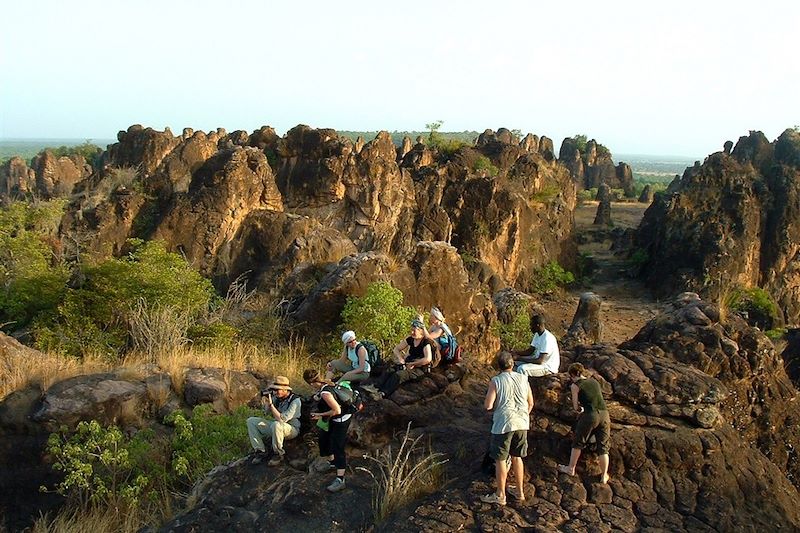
left=246, top=375, right=302, bottom=466
left=325, top=330, right=371, bottom=384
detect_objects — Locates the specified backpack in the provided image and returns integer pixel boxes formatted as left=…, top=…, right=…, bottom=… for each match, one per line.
left=429, top=339, right=442, bottom=368
left=356, top=340, right=382, bottom=370
left=325, top=382, right=364, bottom=414
left=437, top=326, right=463, bottom=364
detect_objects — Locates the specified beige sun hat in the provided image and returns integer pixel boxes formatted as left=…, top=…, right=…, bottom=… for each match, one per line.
left=269, top=375, right=292, bottom=391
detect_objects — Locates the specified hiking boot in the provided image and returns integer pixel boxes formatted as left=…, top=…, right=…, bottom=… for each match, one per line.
left=267, top=454, right=284, bottom=467
left=480, top=492, right=506, bottom=506
left=326, top=477, right=346, bottom=493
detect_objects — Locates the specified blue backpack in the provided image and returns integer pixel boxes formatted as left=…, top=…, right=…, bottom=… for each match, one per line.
left=437, top=325, right=463, bottom=364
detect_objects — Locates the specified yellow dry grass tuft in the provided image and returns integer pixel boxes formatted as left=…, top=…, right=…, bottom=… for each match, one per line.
left=357, top=423, right=448, bottom=522
left=0, top=349, right=111, bottom=400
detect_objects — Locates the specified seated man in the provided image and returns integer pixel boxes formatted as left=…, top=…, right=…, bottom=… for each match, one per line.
left=512, top=315, right=560, bottom=377
left=325, top=330, right=371, bottom=384
left=363, top=319, right=433, bottom=399
left=246, top=375, right=302, bottom=466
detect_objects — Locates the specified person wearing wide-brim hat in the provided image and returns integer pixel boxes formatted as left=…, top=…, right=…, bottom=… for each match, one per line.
left=246, top=375, right=302, bottom=466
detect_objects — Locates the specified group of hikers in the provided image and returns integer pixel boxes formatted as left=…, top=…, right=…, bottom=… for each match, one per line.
left=245, top=309, right=611, bottom=501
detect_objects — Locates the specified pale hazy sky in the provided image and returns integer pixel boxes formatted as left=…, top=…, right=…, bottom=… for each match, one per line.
left=1, top=0, right=798, bottom=156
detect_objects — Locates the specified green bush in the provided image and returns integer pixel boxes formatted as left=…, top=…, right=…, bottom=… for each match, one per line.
left=531, top=261, right=575, bottom=294
left=166, top=405, right=258, bottom=484
left=44, top=420, right=150, bottom=509
left=531, top=185, right=561, bottom=203
left=0, top=200, right=69, bottom=330
left=473, top=156, right=499, bottom=177
left=728, top=287, right=779, bottom=330
left=187, top=321, right=239, bottom=347
left=34, top=239, right=216, bottom=357
left=44, top=406, right=259, bottom=515
left=341, top=281, right=416, bottom=354
left=492, top=302, right=531, bottom=351
left=48, top=141, right=103, bottom=169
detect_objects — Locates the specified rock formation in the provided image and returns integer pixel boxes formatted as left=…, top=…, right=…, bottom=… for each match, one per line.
left=558, top=137, right=634, bottom=195
left=635, top=129, right=800, bottom=324
left=638, top=183, right=654, bottom=203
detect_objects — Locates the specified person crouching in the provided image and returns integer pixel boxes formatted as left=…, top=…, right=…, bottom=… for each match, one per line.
left=246, top=375, right=301, bottom=466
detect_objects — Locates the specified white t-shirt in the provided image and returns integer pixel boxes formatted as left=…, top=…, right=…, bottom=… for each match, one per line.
left=530, top=329, right=560, bottom=374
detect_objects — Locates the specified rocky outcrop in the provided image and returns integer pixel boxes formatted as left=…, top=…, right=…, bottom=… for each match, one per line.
left=558, top=138, right=634, bottom=195
left=635, top=129, right=800, bottom=324
left=563, top=292, right=603, bottom=347
left=0, top=152, right=91, bottom=200
left=593, top=196, right=612, bottom=226
left=638, top=183, right=654, bottom=203
left=0, top=156, right=35, bottom=198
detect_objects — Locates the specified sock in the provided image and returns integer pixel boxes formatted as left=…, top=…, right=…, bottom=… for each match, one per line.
left=337, top=476, right=345, bottom=482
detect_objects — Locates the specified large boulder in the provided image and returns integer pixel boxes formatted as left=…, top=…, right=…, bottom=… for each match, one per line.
left=0, top=156, right=36, bottom=199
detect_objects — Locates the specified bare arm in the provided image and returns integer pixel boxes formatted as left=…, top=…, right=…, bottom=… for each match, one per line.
left=513, top=346, right=536, bottom=360
left=311, top=390, right=342, bottom=418
left=393, top=339, right=410, bottom=364
left=570, top=383, right=582, bottom=413
left=527, top=384, right=534, bottom=414
left=339, top=346, right=369, bottom=382
left=408, top=344, right=432, bottom=368
left=484, top=379, right=497, bottom=411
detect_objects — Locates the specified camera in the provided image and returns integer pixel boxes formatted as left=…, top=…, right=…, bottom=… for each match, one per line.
left=260, top=389, right=274, bottom=400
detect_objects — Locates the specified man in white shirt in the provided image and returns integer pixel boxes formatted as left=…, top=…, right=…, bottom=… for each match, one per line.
left=512, top=315, right=560, bottom=377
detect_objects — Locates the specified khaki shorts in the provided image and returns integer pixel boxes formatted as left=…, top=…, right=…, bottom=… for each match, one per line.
left=489, top=430, right=528, bottom=461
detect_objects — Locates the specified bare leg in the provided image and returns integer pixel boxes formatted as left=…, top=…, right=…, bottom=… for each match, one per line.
left=511, top=456, right=525, bottom=499
left=495, top=457, right=510, bottom=498
left=599, top=453, right=609, bottom=483
left=558, top=448, right=582, bottom=475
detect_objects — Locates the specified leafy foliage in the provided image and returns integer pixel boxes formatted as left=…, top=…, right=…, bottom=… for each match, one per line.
left=727, top=286, right=780, bottom=330
left=473, top=156, right=499, bottom=176
left=492, top=301, right=531, bottom=351
left=165, top=405, right=257, bottom=484
left=0, top=200, right=69, bottom=329
left=530, top=261, right=575, bottom=295
left=48, top=141, right=103, bottom=169
left=341, top=281, right=416, bottom=354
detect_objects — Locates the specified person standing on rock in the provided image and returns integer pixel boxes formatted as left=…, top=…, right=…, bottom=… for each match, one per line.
left=325, top=330, right=371, bottom=384
left=512, top=315, right=560, bottom=377
left=558, top=363, right=610, bottom=484
left=246, top=376, right=302, bottom=466
left=481, top=351, right=534, bottom=506
left=303, top=368, right=352, bottom=493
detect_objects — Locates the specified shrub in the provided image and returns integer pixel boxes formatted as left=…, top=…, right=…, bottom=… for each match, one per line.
left=0, top=200, right=69, bottom=330
left=492, top=301, right=531, bottom=351
left=340, top=281, right=416, bottom=354
left=166, top=404, right=258, bottom=485
left=47, top=141, right=103, bottom=169
left=727, top=286, right=779, bottom=330
left=530, top=261, right=575, bottom=295
left=473, top=156, right=499, bottom=176
left=33, top=239, right=215, bottom=358
left=357, top=423, right=448, bottom=522
left=531, top=185, right=561, bottom=203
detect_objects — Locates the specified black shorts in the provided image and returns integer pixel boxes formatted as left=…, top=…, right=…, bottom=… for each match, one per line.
left=489, top=430, right=528, bottom=461
left=573, top=410, right=610, bottom=454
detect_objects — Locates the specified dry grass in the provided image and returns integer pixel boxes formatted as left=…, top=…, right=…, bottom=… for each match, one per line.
left=357, top=423, right=448, bottom=522
left=127, top=299, right=192, bottom=362
left=32, top=505, right=145, bottom=533
left=0, top=349, right=111, bottom=400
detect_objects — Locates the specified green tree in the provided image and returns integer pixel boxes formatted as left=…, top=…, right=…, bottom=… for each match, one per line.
left=425, top=120, right=444, bottom=147
left=341, top=281, right=416, bottom=354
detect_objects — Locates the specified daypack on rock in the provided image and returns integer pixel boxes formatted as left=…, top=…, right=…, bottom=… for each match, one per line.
left=326, top=382, right=364, bottom=414
left=356, top=340, right=382, bottom=370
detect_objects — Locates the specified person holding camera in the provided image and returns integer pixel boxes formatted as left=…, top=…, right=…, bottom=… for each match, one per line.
left=246, top=375, right=302, bottom=466
left=303, top=369, right=352, bottom=493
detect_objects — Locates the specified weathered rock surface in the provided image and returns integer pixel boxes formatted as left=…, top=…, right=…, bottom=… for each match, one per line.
left=636, top=129, right=800, bottom=324
left=558, top=138, right=634, bottom=195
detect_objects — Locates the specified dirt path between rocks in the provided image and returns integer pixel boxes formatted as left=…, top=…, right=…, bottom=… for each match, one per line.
left=548, top=201, right=664, bottom=346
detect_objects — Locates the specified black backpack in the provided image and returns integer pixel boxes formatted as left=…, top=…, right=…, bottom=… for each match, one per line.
left=356, top=340, right=382, bottom=370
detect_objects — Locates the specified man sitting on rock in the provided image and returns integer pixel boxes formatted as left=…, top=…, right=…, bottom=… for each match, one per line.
left=512, top=315, right=560, bottom=377
left=246, top=376, right=302, bottom=466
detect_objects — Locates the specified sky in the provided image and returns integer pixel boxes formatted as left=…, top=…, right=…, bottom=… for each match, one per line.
left=1, top=0, right=798, bottom=157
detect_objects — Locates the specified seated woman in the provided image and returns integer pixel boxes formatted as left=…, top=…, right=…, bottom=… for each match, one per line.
left=363, top=319, right=433, bottom=399
left=421, top=307, right=459, bottom=364
left=325, top=330, right=370, bottom=384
